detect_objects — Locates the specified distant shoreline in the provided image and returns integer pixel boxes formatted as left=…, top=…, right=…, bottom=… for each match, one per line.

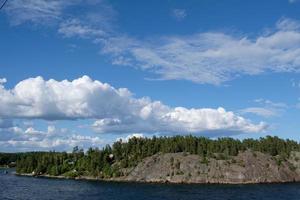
left=15, top=173, right=141, bottom=184
left=14, top=172, right=300, bottom=185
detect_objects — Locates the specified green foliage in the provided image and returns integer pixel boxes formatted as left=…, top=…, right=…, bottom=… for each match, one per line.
left=0, top=153, right=21, bottom=167
left=13, top=135, right=300, bottom=179
left=64, top=170, right=80, bottom=178
left=176, top=170, right=184, bottom=175
left=200, top=156, right=209, bottom=165
left=288, top=163, right=297, bottom=171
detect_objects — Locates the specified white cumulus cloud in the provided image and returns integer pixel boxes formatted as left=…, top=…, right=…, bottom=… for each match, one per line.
left=116, top=133, right=145, bottom=143
left=0, top=76, right=266, bottom=135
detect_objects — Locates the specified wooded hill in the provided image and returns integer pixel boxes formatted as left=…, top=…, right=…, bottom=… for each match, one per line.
left=14, top=136, right=300, bottom=179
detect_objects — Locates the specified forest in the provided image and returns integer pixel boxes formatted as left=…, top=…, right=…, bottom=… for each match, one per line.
left=14, top=135, right=300, bottom=178
left=0, top=153, right=20, bottom=167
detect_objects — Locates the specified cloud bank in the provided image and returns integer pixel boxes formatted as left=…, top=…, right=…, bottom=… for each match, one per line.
left=0, top=76, right=266, bottom=134
left=0, top=125, right=105, bottom=152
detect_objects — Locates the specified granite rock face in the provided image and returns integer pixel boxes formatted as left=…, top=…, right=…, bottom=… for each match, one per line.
left=116, top=151, right=300, bottom=184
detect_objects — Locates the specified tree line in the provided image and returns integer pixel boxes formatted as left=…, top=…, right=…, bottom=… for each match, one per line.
left=14, top=135, right=300, bottom=178
left=0, top=153, right=20, bottom=167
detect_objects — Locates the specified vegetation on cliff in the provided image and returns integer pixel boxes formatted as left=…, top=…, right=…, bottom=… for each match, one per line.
left=14, top=135, right=300, bottom=179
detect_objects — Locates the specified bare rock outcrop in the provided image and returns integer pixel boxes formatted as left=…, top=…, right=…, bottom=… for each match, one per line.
left=115, top=151, right=300, bottom=184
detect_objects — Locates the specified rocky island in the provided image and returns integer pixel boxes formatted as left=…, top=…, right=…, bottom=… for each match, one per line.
left=12, top=136, right=300, bottom=184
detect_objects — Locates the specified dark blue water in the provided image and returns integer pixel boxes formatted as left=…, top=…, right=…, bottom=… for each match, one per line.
left=1, top=168, right=300, bottom=200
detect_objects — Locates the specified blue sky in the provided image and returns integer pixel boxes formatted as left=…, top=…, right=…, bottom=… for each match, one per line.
left=0, top=0, right=300, bottom=152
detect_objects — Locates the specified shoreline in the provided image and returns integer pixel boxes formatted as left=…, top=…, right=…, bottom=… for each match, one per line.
left=14, top=172, right=300, bottom=185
